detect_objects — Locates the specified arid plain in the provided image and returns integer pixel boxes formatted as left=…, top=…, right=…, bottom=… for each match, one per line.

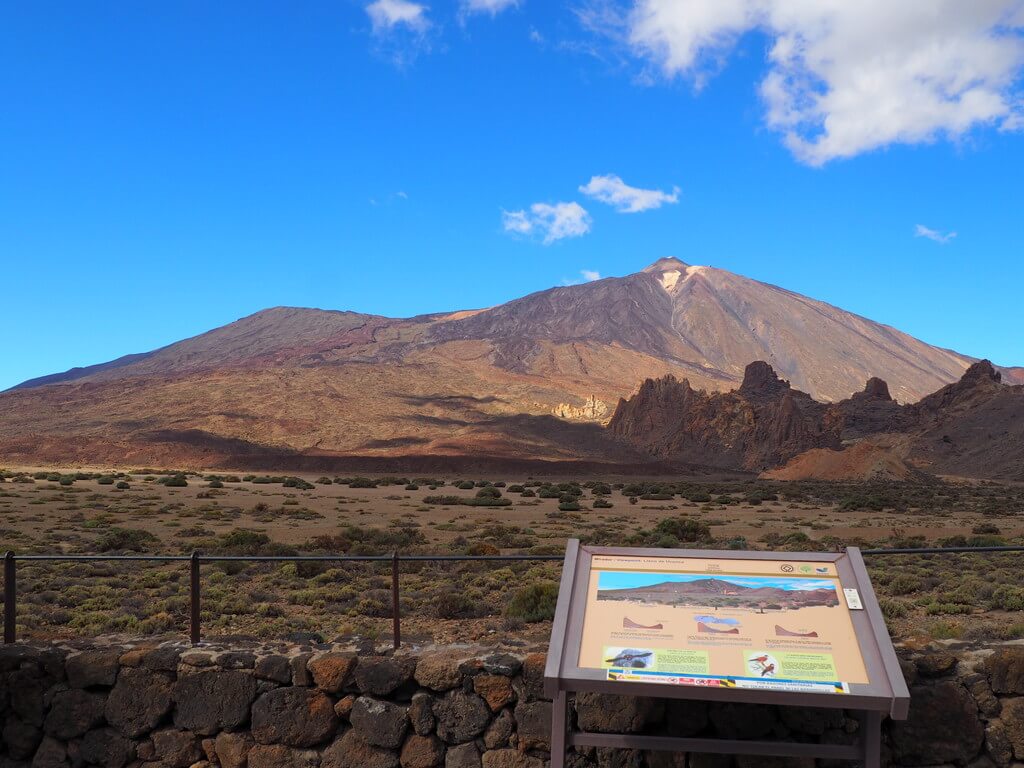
left=3, top=467, right=1023, bottom=647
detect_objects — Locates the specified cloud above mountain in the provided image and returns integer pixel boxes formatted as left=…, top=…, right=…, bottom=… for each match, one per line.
left=366, top=0, right=430, bottom=32
left=580, top=174, right=680, bottom=212
left=460, top=0, right=519, bottom=16
left=915, top=224, right=957, bottom=244
left=502, top=202, right=592, bottom=244
left=627, top=0, right=1024, bottom=165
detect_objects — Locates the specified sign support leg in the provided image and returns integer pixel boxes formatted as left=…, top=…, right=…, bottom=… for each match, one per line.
left=861, top=710, right=881, bottom=768
left=550, top=691, right=568, bottom=768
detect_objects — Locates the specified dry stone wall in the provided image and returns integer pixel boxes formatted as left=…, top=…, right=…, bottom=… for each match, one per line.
left=1, top=639, right=1022, bottom=768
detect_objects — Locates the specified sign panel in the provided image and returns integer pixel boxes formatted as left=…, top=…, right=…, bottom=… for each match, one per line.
left=576, top=553, right=870, bottom=695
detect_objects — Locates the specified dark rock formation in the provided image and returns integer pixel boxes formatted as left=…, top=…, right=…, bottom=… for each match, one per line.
left=609, top=359, right=1024, bottom=478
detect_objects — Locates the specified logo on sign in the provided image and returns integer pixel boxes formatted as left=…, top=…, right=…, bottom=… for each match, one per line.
left=780, top=564, right=794, bottom=573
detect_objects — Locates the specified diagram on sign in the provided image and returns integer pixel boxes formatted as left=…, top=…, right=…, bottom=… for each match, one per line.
left=597, top=573, right=840, bottom=612
left=577, top=556, right=871, bottom=691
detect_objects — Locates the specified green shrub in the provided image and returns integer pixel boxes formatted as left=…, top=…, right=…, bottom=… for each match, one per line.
left=505, top=582, right=559, bottom=622
left=435, top=591, right=484, bottom=619
left=992, top=586, right=1024, bottom=611
left=96, top=528, right=158, bottom=552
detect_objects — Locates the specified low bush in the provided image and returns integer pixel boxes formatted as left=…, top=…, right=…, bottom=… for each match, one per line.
left=96, top=528, right=159, bottom=552
left=504, top=581, right=559, bottom=622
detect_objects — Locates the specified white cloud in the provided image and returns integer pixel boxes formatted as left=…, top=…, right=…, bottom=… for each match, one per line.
left=366, top=0, right=430, bottom=33
left=580, top=174, right=679, bottom=212
left=461, top=0, right=519, bottom=16
left=627, top=0, right=1024, bottom=165
left=561, top=269, right=603, bottom=286
left=501, top=209, right=534, bottom=234
left=915, top=224, right=957, bottom=244
left=502, top=202, right=593, bottom=244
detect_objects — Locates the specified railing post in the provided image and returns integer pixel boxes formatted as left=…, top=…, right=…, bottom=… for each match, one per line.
left=189, top=552, right=201, bottom=645
left=392, top=551, right=401, bottom=650
left=3, top=551, right=14, bottom=644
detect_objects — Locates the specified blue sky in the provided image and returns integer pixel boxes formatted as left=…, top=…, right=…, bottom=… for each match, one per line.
left=597, top=572, right=836, bottom=592
left=2, top=1, right=1023, bottom=390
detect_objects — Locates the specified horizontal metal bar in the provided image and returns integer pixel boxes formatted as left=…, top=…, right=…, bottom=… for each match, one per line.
left=400, top=555, right=564, bottom=561
left=196, top=555, right=392, bottom=562
left=569, top=731, right=862, bottom=760
left=6, top=554, right=565, bottom=562
left=16, top=555, right=192, bottom=561
left=862, top=546, right=1024, bottom=555
left=5, top=547, right=1022, bottom=562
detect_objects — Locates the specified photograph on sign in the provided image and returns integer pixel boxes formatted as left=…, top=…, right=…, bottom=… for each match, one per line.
left=576, top=554, right=869, bottom=694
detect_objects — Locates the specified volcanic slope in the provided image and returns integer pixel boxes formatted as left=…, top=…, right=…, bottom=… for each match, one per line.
left=2, top=258, right=1019, bottom=468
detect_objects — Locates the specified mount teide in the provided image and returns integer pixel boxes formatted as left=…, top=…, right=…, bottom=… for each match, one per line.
left=2, top=258, right=1020, bottom=470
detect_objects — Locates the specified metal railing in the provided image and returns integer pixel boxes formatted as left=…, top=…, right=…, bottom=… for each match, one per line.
left=3, top=546, right=1022, bottom=649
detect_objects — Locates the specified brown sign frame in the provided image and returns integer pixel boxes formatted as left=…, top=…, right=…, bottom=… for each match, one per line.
left=544, top=540, right=909, bottom=767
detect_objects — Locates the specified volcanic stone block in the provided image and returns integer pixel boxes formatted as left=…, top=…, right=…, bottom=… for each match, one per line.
left=79, top=727, right=135, bottom=768
left=172, top=669, right=258, bottom=734
left=65, top=650, right=121, bottom=689
left=444, top=743, right=481, bottom=768
left=576, top=692, right=663, bottom=734
left=481, top=749, right=544, bottom=768
left=105, top=667, right=174, bottom=738
left=513, top=700, right=552, bottom=751
left=432, top=690, right=491, bottom=744
left=473, top=675, right=515, bottom=712
left=322, top=730, right=401, bottom=768
left=214, top=731, right=254, bottom=768
left=2, top=717, right=42, bottom=760
left=150, top=727, right=202, bottom=768
left=890, top=681, right=985, bottom=765
left=350, top=696, right=409, bottom=749
left=251, top=686, right=338, bottom=747
left=44, top=689, right=106, bottom=739
left=248, top=744, right=322, bottom=768
left=987, top=648, right=1024, bottom=695
left=415, top=653, right=464, bottom=692
left=409, top=692, right=435, bottom=736
left=355, top=656, right=416, bottom=696
left=254, top=654, right=292, bottom=684
left=400, top=734, right=446, bottom=768
left=309, top=653, right=358, bottom=693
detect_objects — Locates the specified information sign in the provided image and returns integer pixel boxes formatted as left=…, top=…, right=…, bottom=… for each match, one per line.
left=544, top=541, right=909, bottom=768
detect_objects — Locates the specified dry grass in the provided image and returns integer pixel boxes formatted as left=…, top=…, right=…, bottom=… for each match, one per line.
left=2, top=467, right=1023, bottom=644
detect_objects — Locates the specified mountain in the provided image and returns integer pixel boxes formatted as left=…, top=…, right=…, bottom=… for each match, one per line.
left=609, top=360, right=1024, bottom=480
left=2, top=258, right=1020, bottom=471
left=597, top=578, right=840, bottom=609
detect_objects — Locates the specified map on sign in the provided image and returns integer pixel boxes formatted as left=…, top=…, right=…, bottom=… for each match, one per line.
left=576, top=554, right=870, bottom=695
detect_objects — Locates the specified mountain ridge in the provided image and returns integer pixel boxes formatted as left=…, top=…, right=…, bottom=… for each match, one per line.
left=2, top=258, right=1021, bottom=472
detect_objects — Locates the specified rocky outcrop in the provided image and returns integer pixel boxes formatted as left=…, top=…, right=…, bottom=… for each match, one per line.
left=609, top=359, right=1024, bottom=479
left=608, top=362, right=838, bottom=472
left=1, top=639, right=1020, bottom=767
